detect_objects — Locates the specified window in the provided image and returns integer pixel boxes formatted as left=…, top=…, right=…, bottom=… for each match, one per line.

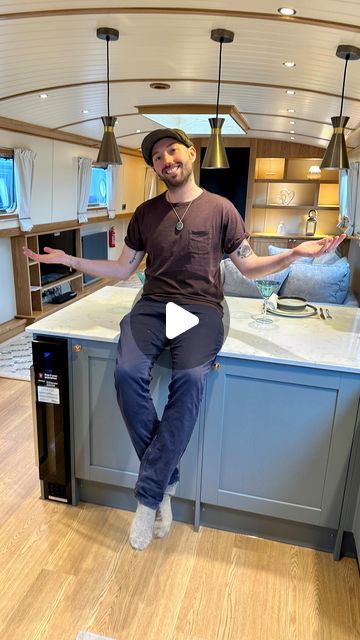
left=0, top=154, right=15, bottom=212
left=88, top=166, right=108, bottom=207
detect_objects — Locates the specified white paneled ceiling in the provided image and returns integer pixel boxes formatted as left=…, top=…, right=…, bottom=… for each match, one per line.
left=0, top=2, right=360, bottom=150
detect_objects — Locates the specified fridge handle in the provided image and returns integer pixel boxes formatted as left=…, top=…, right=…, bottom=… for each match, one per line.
left=30, top=365, right=39, bottom=467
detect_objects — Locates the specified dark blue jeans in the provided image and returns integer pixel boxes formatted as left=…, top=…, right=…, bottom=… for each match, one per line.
left=114, top=298, right=224, bottom=509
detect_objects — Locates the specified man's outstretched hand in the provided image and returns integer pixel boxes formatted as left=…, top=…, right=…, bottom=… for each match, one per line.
left=23, top=245, right=70, bottom=265
left=292, top=234, right=347, bottom=259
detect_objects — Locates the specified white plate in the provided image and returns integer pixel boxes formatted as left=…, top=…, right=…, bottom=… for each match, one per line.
left=277, top=296, right=307, bottom=311
left=268, top=304, right=317, bottom=318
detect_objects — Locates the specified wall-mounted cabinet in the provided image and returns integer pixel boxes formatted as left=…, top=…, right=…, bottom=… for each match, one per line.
left=251, top=158, right=339, bottom=236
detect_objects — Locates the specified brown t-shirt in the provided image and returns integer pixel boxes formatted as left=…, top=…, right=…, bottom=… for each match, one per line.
left=124, top=189, right=248, bottom=312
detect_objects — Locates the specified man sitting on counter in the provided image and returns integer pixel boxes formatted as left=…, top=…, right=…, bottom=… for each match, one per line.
left=23, top=128, right=345, bottom=551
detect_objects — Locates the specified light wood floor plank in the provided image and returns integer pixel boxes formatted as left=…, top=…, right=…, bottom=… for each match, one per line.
left=0, top=378, right=359, bottom=640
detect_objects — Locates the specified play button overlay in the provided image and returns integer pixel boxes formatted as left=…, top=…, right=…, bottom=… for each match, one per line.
left=165, top=302, right=199, bottom=339
left=127, top=268, right=230, bottom=370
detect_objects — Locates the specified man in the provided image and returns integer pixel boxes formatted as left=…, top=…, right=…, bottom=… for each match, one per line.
left=24, top=128, right=345, bottom=550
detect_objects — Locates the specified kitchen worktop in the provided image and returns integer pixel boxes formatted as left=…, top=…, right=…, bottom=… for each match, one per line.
left=27, top=286, right=360, bottom=374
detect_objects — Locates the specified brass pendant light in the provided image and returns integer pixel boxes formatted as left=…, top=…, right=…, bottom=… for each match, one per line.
left=96, top=27, right=122, bottom=166
left=320, top=44, right=360, bottom=171
left=202, top=28, right=234, bottom=169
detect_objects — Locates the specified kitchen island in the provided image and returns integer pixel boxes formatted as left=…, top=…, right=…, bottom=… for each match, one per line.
left=27, top=286, right=360, bottom=558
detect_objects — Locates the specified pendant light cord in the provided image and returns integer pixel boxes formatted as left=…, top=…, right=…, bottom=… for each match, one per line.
left=215, top=38, right=224, bottom=121
left=339, top=54, right=350, bottom=120
left=106, top=35, right=110, bottom=117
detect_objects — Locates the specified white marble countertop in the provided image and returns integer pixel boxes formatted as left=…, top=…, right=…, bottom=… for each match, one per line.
left=27, top=286, right=360, bottom=374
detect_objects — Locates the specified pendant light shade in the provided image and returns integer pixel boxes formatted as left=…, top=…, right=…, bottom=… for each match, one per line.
left=96, top=27, right=122, bottom=166
left=320, top=44, right=360, bottom=171
left=320, top=115, right=350, bottom=171
left=202, top=29, right=234, bottom=169
left=202, top=117, right=229, bottom=168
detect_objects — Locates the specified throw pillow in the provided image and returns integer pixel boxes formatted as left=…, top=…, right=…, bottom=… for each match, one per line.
left=279, top=257, right=350, bottom=304
left=221, top=258, right=289, bottom=298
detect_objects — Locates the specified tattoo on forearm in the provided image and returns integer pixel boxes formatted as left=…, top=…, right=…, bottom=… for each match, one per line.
left=129, top=251, right=137, bottom=265
left=237, top=243, right=253, bottom=259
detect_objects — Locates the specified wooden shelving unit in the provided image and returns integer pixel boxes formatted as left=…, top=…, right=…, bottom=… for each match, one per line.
left=251, top=157, right=340, bottom=237
left=11, top=227, right=116, bottom=322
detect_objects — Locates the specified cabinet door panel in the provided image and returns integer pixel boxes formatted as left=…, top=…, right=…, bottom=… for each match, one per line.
left=202, top=359, right=359, bottom=528
left=72, top=340, right=199, bottom=500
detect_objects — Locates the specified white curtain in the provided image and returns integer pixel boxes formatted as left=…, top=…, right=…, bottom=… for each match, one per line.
left=13, top=148, right=36, bottom=232
left=106, top=164, right=119, bottom=219
left=77, top=157, right=92, bottom=223
left=144, top=166, right=158, bottom=200
left=347, top=161, right=360, bottom=236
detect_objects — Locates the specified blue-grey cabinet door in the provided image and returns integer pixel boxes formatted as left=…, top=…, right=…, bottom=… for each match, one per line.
left=201, top=357, right=360, bottom=528
left=71, top=339, right=200, bottom=500
left=353, top=488, right=360, bottom=560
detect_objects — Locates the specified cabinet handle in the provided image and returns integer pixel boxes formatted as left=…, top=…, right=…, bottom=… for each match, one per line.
left=212, top=362, right=221, bottom=370
left=72, top=344, right=82, bottom=352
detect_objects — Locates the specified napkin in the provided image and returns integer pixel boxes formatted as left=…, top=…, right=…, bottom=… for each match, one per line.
left=266, top=293, right=278, bottom=310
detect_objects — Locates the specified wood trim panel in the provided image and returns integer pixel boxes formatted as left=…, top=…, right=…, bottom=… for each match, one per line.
left=0, top=212, right=132, bottom=238
left=0, top=115, right=142, bottom=157
left=0, top=8, right=359, bottom=35
left=255, top=139, right=324, bottom=158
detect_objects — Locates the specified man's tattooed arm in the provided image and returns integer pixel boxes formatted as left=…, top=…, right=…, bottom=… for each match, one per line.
left=129, top=250, right=138, bottom=265
left=236, top=240, right=253, bottom=259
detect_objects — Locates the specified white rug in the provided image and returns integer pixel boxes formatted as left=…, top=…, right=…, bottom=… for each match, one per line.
left=0, top=331, right=32, bottom=381
left=76, top=632, right=118, bottom=640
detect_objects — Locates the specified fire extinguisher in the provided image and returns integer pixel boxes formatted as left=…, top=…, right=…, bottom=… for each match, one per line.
left=109, top=226, right=116, bottom=248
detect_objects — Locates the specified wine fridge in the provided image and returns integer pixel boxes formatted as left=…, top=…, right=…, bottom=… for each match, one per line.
left=31, top=335, right=74, bottom=504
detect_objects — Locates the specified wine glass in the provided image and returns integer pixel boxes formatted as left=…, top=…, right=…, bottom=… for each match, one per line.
left=254, top=275, right=281, bottom=324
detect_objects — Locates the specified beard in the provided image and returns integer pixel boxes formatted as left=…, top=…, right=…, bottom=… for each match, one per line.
left=159, top=159, right=193, bottom=190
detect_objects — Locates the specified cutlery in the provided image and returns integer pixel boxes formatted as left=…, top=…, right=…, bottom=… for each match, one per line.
left=325, top=308, right=332, bottom=319
left=319, top=307, right=326, bottom=320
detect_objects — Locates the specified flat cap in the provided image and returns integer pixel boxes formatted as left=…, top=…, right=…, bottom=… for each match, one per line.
left=141, top=128, right=194, bottom=166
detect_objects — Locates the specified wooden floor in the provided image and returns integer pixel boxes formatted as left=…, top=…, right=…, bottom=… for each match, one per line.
left=0, top=378, right=359, bottom=640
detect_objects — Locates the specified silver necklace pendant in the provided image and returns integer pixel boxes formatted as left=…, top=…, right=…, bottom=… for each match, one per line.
left=175, top=220, right=184, bottom=231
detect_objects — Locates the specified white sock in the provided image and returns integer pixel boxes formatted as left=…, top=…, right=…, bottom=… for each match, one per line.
left=154, top=494, right=172, bottom=538
left=153, top=482, right=178, bottom=539
left=129, top=502, right=156, bottom=550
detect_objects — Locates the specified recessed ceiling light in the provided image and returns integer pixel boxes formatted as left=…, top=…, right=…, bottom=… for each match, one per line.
left=39, top=93, right=48, bottom=99
left=290, top=136, right=295, bottom=140
left=278, top=7, right=296, bottom=16
left=149, top=82, right=171, bottom=90
left=286, top=90, right=296, bottom=95
left=290, top=130, right=295, bottom=133
left=136, top=129, right=141, bottom=133
left=82, top=109, right=89, bottom=114
left=287, top=108, right=296, bottom=113
left=289, top=120, right=295, bottom=124
left=283, top=61, right=296, bottom=68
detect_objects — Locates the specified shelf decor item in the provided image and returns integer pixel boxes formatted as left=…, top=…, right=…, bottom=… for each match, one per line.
left=320, top=44, right=360, bottom=170
left=96, top=27, right=122, bottom=166
left=279, top=188, right=295, bottom=205
left=202, top=28, right=234, bottom=169
left=305, top=209, right=318, bottom=236
left=307, top=165, right=322, bottom=180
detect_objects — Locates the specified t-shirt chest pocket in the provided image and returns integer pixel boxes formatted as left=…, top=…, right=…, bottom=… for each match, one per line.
left=189, top=230, right=211, bottom=255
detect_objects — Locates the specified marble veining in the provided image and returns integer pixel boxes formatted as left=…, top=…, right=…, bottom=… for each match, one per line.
left=27, top=286, right=360, bottom=374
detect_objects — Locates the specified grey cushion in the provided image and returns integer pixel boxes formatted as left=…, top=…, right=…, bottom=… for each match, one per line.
left=221, top=258, right=289, bottom=298
left=279, top=258, right=350, bottom=304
